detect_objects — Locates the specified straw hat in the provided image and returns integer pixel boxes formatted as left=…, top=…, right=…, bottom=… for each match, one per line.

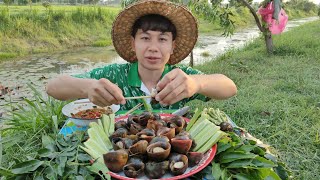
left=112, top=0, right=198, bottom=65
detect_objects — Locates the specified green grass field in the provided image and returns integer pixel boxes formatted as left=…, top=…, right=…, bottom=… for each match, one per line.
left=0, top=5, right=121, bottom=60
left=188, top=20, right=320, bottom=179
left=2, top=4, right=120, bottom=13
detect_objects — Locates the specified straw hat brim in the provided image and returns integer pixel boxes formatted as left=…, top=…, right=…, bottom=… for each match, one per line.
left=112, top=0, right=198, bottom=65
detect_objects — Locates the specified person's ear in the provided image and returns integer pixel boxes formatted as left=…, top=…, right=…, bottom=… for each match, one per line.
left=131, top=36, right=135, bottom=52
left=171, top=40, right=176, bottom=54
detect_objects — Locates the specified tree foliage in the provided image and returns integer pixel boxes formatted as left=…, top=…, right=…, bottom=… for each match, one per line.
left=284, top=0, right=318, bottom=13
left=190, top=1, right=236, bottom=36
left=88, top=0, right=100, bottom=5
left=42, top=1, right=51, bottom=10
left=121, top=0, right=137, bottom=7
left=3, top=0, right=13, bottom=6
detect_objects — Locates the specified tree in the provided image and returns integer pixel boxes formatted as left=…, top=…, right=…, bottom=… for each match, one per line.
left=42, top=1, right=51, bottom=11
left=28, top=0, right=32, bottom=9
left=88, top=0, right=99, bottom=5
left=193, top=0, right=277, bottom=53
left=194, top=0, right=293, bottom=54
left=121, top=0, right=137, bottom=7
left=228, top=0, right=277, bottom=53
left=237, top=0, right=274, bottom=53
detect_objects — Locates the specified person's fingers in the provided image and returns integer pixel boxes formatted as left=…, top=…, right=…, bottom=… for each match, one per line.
left=156, top=75, right=185, bottom=102
left=156, top=69, right=180, bottom=92
left=164, top=92, right=186, bottom=105
left=106, top=83, right=126, bottom=104
left=98, top=78, right=125, bottom=104
left=160, top=83, right=186, bottom=105
left=93, top=86, right=119, bottom=105
left=94, top=98, right=110, bottom=107
left=88, top=93, right=111, bottom=107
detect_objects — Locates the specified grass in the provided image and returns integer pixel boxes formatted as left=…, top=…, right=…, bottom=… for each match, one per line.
left=187, top=20, right=320, bottom=179
left=0, top=84, right=69, bottom=167
left=0, top=52, right=16, bottom=59
left=92, top=39, right=113, bottom=47
left=200, top=51, right=211, bottom=57
left=198, top=19, right=225, bottom=35
left=0, top=5, right=121, bottom=61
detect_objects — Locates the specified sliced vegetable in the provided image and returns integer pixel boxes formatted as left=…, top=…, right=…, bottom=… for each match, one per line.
left=79, top=146, right=103, bottom=164
left=108, top=114, right=115, bottom=135
left=81, top=113, right=115, bottom=169
left=84, top=139, right=108, bottom=156
left=189, top=118, right=211, bottom=138
left=87, top=127, right=112, bottom=151
left=98, top=119, right=104, bottom=132
left=186, top=108, right=201, bottom=131
left=102, top=114, right=111, bottom=136
left=192, top=124, right=220, bottom=151
left=196, top=131, right=225, bottom=153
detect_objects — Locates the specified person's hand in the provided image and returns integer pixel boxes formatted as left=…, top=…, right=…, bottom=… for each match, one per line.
left=87, top=78, right=125, bottom=107
left=155, top=69, right=200, bottom=106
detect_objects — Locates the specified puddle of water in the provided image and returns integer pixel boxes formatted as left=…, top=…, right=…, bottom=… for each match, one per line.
left=0, top=16, right=318, bottom=117
left=0, top=46, right=125, bottom=117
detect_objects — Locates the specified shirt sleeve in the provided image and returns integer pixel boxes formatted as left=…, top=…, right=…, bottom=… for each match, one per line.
left=178, top=65, right=204, bottom=75
left=178, top=65, right=211, bottom=102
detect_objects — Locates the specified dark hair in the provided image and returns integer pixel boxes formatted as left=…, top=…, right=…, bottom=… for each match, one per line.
left=131, top=14, right=177, bottom=40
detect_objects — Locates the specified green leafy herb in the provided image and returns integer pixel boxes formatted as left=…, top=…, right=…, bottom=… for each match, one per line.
left=11, top=160, right=44, bottom=174
left=212, top=132, right=290, bottom=179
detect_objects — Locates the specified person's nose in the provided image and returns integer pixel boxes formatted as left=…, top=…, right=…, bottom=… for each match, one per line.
left=148, top=40, right=159, bottom=53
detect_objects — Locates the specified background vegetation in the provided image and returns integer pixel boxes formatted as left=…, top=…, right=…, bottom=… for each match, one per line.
left=188, top=20, right=320, bottom=179
left=0, top=0, right=318, bottom=61
left=284, top=0, right=320, bottom=18
left=0, top=5, right=119, bottom=60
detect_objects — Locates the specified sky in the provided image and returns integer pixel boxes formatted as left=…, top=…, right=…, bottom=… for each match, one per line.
left=310, top=0, right=320, bottom=4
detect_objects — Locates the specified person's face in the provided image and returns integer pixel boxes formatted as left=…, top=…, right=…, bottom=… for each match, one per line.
left=132, top=29, right=175, bottom=71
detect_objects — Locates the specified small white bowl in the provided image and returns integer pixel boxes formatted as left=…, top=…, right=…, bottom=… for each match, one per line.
left=62, top=99, right=120, bottom=127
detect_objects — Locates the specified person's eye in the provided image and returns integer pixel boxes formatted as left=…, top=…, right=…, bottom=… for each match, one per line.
left=141, top=37, right=149, bottom=40
left=159, top=38, right=168, bottom=42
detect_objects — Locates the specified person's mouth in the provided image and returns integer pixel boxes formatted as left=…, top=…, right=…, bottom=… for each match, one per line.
left=145, top=56, right=161, bottom=62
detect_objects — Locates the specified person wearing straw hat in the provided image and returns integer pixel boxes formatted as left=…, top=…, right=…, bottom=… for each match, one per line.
left=46, top=0, right=237, bottom=110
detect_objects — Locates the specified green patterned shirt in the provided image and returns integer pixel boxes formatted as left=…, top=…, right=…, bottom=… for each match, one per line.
left=73, top=62, right=210, bottom=110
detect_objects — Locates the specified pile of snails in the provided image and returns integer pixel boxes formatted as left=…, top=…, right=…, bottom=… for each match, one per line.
left=103, top=112, right=204, bottom=179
